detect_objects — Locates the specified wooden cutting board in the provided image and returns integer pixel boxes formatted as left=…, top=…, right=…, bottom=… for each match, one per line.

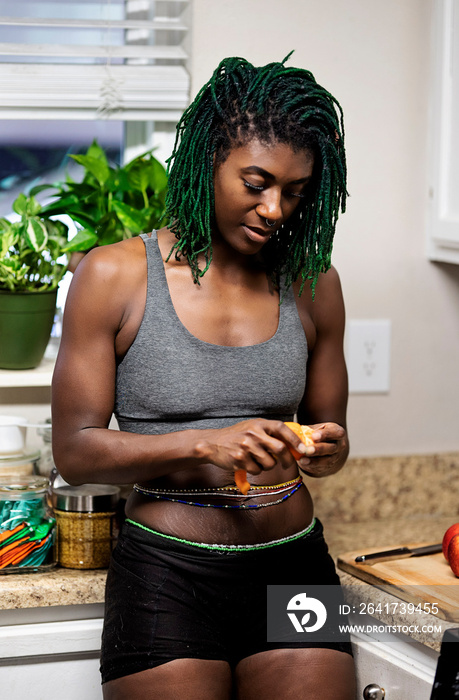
left=337, top=542, right=459, bottom=621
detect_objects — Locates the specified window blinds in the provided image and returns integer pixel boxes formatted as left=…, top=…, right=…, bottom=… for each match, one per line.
left=0, top=0, right=190, bottom=120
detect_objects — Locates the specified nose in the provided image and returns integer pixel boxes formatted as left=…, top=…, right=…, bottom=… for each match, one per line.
left=256, top=188, right=283, bottom=224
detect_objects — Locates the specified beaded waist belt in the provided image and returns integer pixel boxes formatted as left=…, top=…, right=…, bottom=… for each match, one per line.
left=133, top=476, right=303, bottom=510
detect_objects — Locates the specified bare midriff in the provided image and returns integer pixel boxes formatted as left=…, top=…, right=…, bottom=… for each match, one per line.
left=125, top=462, right=314, bottom=545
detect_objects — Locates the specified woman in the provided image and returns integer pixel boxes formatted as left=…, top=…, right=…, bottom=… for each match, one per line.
left=52, top=55, right=356, bottom=699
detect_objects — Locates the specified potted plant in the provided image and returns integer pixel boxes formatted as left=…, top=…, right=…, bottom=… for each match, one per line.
left=0, top=193, right=70, bottom=369
left=0, top=142, right=168, bottom=370
left=38, top=140, right=168, bottom=254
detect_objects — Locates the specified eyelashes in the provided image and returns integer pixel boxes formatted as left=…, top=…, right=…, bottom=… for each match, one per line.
left=243, top=180, right=306, bottom=198
left=243, top=180, right=264, bottom=191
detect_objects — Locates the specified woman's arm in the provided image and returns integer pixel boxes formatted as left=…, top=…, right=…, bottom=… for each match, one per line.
left=293, top=265, right=349, bottom=478
left=52, top=241, right=306, bottom=485
left=52, top=241, right=206, bottom=485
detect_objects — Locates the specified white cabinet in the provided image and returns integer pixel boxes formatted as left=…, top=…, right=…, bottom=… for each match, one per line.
left=0, top=607, right=440, bottom=700
left=0, top=606, right=104, bottom=700
left=351, top=621, right=438, bottom=699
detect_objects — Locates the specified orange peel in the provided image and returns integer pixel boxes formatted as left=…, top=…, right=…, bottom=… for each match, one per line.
left=284, top=421, right=315, bottom=460
left=234, top=469, right=250, bottom=495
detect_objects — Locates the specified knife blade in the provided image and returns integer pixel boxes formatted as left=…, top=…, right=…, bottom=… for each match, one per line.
left=355, top=543, right=443, bottom=563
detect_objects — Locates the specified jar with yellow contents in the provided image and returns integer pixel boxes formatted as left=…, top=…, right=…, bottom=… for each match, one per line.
left=52, top=484, right=120, bottom=569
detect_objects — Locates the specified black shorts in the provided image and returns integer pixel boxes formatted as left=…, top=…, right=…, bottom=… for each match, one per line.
left=100, top=518, right=352, bottom=683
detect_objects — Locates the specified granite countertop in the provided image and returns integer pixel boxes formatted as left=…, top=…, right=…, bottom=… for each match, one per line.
left=0, top=567, right=107, bottom=610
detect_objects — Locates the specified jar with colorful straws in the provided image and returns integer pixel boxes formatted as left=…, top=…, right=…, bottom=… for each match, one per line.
left=0, top=476, right=56, bottom=573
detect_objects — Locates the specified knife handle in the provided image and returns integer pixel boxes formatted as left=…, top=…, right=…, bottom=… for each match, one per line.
left=355, top=551, right=412, bottom=563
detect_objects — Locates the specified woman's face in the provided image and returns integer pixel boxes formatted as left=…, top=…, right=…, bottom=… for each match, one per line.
left=212, top=139, right=314, bottom=255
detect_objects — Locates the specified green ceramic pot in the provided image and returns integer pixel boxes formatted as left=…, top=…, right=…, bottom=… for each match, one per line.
left=0, top=289, right=58, bottom=369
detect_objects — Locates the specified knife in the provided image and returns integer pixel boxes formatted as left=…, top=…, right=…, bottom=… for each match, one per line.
left=355, top=543, right=443, bottom=563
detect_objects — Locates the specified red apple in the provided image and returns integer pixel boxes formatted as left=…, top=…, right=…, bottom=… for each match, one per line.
left=442, top=523, right=459, bottom=560
left=447, top=534, right=459, bottom=577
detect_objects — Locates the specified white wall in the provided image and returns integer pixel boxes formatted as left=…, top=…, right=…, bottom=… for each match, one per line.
left=190, top=0, right=459, bottom=457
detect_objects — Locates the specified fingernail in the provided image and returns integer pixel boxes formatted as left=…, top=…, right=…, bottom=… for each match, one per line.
left=296, top=443, right=307, bottom=454
left=299, top=458, right=310, bottom=467
left=312, top=432, right=321, bottom=441
left=305, top=446, right=315, bottom=456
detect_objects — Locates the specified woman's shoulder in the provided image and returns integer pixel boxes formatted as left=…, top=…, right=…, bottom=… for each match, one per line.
left=293, top=264, right=343, bottom=303
left=66, top=236, right=148, bottom=320
left=73, top=236, right=145, bottom=269
left=71, top=236, right=146, bottom=289
left=293, top=265, right=345, bottom=335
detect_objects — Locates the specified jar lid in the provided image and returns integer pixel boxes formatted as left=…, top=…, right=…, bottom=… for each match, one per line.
left=0, top=475, right=49, bottom=499
left=37, top=419, right=52, bottom=444
left=52, top=484, right=120, bottom=512
left=0, top=450, right=41, bottom=468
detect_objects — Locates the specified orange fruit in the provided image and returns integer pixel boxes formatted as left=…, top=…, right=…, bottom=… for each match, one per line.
left=284, top=422, right=315, bottom=460
left=234, top=469, right=250, bottom=495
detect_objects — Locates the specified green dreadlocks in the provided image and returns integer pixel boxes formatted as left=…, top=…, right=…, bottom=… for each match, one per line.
left=165, top=52, right=347, bottom=296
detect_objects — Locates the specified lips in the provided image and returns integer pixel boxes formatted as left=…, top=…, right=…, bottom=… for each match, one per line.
left=242, top=224, right=274, bottom=243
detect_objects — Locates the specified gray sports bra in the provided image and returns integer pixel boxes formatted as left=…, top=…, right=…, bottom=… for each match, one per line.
left=114, top=232, right=308, bottom=435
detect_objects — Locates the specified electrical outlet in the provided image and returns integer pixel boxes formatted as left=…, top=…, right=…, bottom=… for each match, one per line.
left=346, top=319, right=391, bottom=394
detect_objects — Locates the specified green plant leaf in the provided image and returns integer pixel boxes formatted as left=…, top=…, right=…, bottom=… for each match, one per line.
left=86, top=140, right=109, bottom=164
left=28, top=184, right=59, bottom=197
left=0, top=218, right=17, bottom=239
left=26, top=195, right=42, bottom=217
left=126, top=163, right=150, bottom=194
left=0, top=258, right=29, bottom=291
left=62, top=183, right=96, bottom=197
left=63, top=229, right=99, bottom=252
left=70, top=155, right=110, bottom=186
left=0, top=190, right=73, bottom=292
left=147, top=157, right=168, bottom=192
left=0, top=228, right=18, bottom=257
left=46, top=218, right=69, bottom=239
left=25, top=218, right=48, bottom=251
left=112, top=201, right=147, bottom=234
left=66, top=212, right=98, bottom=231
left=111, top=169, right=131, bottom=193
left=95, top=213, right=125, bottom=245
left=45, top=220, right=69, bottom=255
left=41, top=193, right=82, bottom=214
left=12, top=193, right=28, bottom=216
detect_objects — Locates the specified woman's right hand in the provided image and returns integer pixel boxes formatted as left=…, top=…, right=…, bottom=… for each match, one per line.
left=193, top=418, right=308, bottom=475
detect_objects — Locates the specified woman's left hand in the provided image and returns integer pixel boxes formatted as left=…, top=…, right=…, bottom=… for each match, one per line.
left=296, top=422, right=349, bottom=478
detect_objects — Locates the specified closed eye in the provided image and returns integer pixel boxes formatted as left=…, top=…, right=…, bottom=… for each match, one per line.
left=244, top=180, right=305, bottom=198
left=243, top=180, right=264, bottom=191
left=288, top=191, right=306, bottom=199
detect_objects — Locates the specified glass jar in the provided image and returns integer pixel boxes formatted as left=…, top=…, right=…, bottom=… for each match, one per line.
left=52, top=485, right=120, bottom=569
left=0, top=449, right=41, bottom=478
left=36, top=419, right=53, bottom=477
left=0, top=476, right=57, bottom=574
